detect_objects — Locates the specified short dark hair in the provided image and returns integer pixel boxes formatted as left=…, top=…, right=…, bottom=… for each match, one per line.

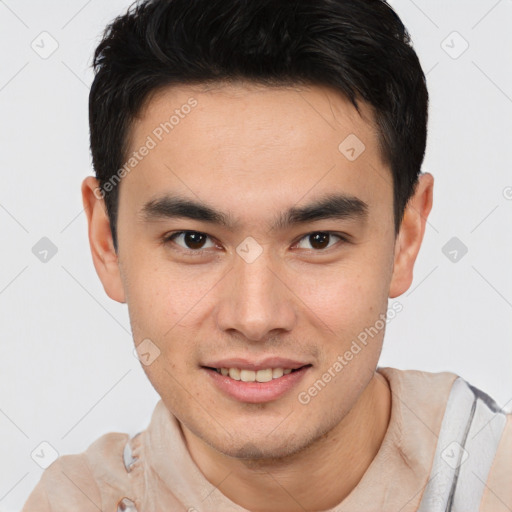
left=90, top=0, right=428, bottom=253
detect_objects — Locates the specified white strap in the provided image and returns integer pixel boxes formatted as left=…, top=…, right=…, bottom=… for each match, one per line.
left=451, top=384, right=507, bottom=511
left=123, top=438, right=138, bottom=472
left=418, top=378, right=506, bottom=512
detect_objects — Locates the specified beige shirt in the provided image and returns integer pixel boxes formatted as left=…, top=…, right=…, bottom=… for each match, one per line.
left=22, top=367, right=512, bottom=511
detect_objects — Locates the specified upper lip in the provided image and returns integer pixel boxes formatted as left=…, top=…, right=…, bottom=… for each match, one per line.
left=202, top=357, right=311, bottom=371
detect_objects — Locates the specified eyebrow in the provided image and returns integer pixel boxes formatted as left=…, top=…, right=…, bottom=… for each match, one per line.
left=139, top=192, right=369, bottom=231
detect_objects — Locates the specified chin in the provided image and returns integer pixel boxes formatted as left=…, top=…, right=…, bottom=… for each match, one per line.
left=219, top=438, right=299, bottom=461
left=206, top=423, right=325, bottom=462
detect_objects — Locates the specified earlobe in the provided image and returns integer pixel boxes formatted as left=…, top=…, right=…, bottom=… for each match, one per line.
left=81, top=176, right=126, bottom=304
left=389, top=172, right=434, bottom=299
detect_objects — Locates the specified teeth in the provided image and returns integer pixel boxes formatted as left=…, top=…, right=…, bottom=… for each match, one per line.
left=256, top=369, right=273, bottom=382
left=217, top=367, right=301, bottom=382
left=240, top=370, right=256, bottom=382
left=228, top=368, right=241, bottom=380
left=272, top=368, right=284, bottom=378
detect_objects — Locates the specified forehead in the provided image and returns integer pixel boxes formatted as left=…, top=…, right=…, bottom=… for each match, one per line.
left=120, top=82, right=392, bottom=228
left=132, top=81, right=380, bottom=156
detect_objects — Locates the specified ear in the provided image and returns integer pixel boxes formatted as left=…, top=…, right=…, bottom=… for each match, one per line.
left=81, top=176, right=126, bottom=303
left=389, top=172, right=434, bottom=298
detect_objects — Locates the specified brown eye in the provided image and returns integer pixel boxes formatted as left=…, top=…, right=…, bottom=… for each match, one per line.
left=295, top=232, right=346, bottom=251
left=183, top=232, right=207, bottom=249
left=309, top=233, right=330, bottom=249
left=165, top=231, right=216, bottom=251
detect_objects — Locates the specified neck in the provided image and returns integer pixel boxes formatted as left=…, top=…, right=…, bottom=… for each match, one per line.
left=182, top=371, right=391, bottom=512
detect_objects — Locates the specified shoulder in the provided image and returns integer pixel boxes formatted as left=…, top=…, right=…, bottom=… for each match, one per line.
left=481, top=412, right=512, bottom=511
left=22, top=432, right=134, bottom=512
left=378, top=366, right=459, bottom=414
left=378, top=366, right=459, bottom=390
left=391, top=366, right=512, bottom=511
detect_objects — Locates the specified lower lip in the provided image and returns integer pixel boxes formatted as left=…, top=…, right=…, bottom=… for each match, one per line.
left=203, top=367, right=311, bottom=403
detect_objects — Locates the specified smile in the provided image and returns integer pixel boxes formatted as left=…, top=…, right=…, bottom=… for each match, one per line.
left=202, top=365, right=312, bottom=403
left=210, top=366, right=308, bottom=382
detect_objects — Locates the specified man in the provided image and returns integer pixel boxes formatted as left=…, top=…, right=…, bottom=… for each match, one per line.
left=22, top=0, right=511, bottom=510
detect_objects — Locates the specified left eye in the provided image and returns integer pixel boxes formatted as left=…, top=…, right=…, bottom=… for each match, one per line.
left=294, top=232, right=344, bottom=251
left=164, top=231, right=345, bottom=252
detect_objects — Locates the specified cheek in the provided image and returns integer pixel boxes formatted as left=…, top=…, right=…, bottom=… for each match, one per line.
left=122, top=253, right=194, bottom=333
left=292, top=260, right=388, bottom=333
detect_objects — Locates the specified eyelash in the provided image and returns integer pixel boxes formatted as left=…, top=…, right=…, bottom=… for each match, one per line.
left=162, top=230, right=350, bottom=255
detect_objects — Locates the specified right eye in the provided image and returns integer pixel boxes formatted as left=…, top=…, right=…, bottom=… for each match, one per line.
left=163, top=231, right=218, bottom=253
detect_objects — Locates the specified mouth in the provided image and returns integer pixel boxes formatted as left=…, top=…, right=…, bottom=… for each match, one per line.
left=201, top=364, right=313, bottom=403
left=203, top=365, right=312, bottom=382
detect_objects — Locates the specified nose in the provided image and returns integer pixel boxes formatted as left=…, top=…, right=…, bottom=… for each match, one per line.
left=215, top=247, right=297, bottom=342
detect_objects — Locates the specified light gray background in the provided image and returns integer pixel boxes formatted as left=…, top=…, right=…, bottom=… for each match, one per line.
left=1, top=0, right=511, bottom=509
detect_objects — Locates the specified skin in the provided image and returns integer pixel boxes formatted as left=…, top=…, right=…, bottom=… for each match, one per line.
left=82, top=82, right=433, bottom=511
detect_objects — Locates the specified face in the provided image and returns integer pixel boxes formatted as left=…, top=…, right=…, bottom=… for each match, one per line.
left=87, top=82, right=415, bottom=459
